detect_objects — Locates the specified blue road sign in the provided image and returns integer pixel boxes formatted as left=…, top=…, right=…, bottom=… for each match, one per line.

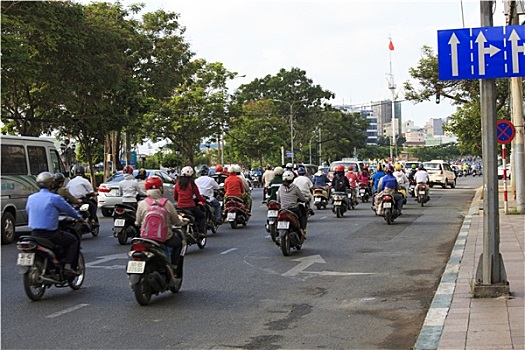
left=496, top=120, right=516, bottom=144
left=438, top=25, right=525, bottom=80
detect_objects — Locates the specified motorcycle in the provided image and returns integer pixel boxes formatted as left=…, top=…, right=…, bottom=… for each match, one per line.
left=312, top=186, right=329, bottom=210
left=16, top=216, right=85, bottom=301
left=416, top=183, right=429, bottom=207
left=126, top=228, right=187, bottom=305
left=275, top=208, right=305, bottom=256
left=177, top=209, right=206, bottom=249
left=408, top=179, right=416, bottom=197
left=331, top=191, right=349, bottom=218
left=223, top=196, right=250, bottom=229
left=265, top=200, right=281, bottom=242
left=113, top=203, right=139, bottom=245
left=378, top=193, right=399, bottom=225
left=358, top=183, right=370, bottom=203
left=201, top=199, right=219, bottom=235
left=73, top=200, right=99, bottom=238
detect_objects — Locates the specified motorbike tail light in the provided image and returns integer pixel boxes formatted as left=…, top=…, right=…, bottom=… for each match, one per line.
left=98, top=184, right=111, bottom=193
left=17, top=242, right=37, bottom=251
left=130, top=242, right=147, bottom=252
left=384, top=196, right=391, bottom=201
left=114, top=207, right=124, bottom=215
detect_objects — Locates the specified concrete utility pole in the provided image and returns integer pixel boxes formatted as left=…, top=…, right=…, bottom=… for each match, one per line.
left=474, top=0, right=509, bottom=297
left=508, top=0, right=525, bottom=213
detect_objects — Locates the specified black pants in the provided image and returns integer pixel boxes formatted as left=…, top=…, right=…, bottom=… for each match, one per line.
left=81, top=197, right=98, bottom=221
left=164, top=234, right=183, bottom=276
left=289, top=206, right=307, bottom=230
left=32, top=229, right=79, bottom=267
left=180, top=206, right=206, bottom=234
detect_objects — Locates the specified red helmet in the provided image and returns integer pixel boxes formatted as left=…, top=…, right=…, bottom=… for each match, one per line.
left=363, top=165, right=369, bottom=170
left=215, top=165, right=223, bottom=173
left=336, top=165, right=345, bottom=172
left=123, top=165, right=134, bottom=174
left=145, top=176, right=163, bottom=190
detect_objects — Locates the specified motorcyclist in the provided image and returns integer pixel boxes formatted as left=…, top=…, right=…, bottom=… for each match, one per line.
left=377, top=164, right=404, bottom=216
left=224, top=165, right=252, bottom=214
left=371, top=163, right=386, bottom=194
left=173, top=166, right=207, bottom=239
left=211, top=164, right=228, bottom=185
left=26, top=172, right=83, bottom=276
left=135, top=176, right=189, bottom=279
left=293, top=167, right=315, bottom=216
left=285, top=162, right=297, bottom=179
left=357, top=165, right=371, bottom=193
left=195, top=165, right=222, bottom=224
left=414, top=164, right=430, bottom=201
left=53, top=172, right=82, bottom=205
left=66, top=165, right=98, bottom=227
left=393, top=162, right=409, bottom=199
left=313, top=166, right=330, bottom=188
left=261, top=164, right=275, bottom=204
left=268, top=166, right=284, bottom=201
left=135, top=168, right=147, bottom=194
left=119, top=166, right=146, bottom=209
left=345, top=166, right=359, bottom=206
left=331, top=165, right=351, bottom=208
left=407, top=164, right=418, bottom=182
left=277, top=171, right=308, bottom=237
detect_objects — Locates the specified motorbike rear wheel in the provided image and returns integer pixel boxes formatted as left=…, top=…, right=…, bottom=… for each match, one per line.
left=335, top=207, right=342, bottom=218
left=23, top=257, right=46, bottom=301
left=230, top=220, right=238, bottom=229
left=118, top=231, right=128, bottom=245
left=133, top=274, right=152, bottom=306
left=91, top=225, right=99, bottom=237
left=315, top=203, right=322, bottom=210
left=269, top=224, right=277, bottom=242
left=170, top=276, right=183, bottom=293
left=197, top=236, right=206, bottom=249
left=280, top=232, right=291, bottom=256
left=385, top=210, right=393, bottom=225
left=68, top=252, right=85, bottom=290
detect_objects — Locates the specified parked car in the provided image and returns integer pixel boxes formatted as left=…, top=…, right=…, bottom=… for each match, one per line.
left=423, top=160, right=457, bottom=188
left=498, top=164, right=511, bottom=180
left=97, top=169, right=175, bottom=217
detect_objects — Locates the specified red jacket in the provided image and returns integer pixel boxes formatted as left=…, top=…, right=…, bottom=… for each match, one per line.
left=224, top=174, right=244, bottom=197
left=174, top=181, right=205, bottom=208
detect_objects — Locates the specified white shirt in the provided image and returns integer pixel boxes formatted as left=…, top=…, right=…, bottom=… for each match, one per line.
left=415, top=170, right=429, bottom=183
left=293, top=175, right=313, bottom=201
left=66, top=176, right=94, bottom=198
left=393, top=170, right=409, bottom=189
left=195, top=175, right=220, bottom=200
left=119, top=174, right=145, bottom=202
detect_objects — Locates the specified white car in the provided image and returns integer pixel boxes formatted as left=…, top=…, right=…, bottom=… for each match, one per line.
left=498, top=164, right=511, bottom=179
left=423, top=160, right=457, bottom=188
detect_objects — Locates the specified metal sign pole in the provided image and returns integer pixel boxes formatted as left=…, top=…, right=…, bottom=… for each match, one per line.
left=503, top=144, right=508, bottom=214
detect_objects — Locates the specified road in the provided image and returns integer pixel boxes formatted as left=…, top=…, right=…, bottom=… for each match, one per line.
left=1, top=176, right=482, bottom=349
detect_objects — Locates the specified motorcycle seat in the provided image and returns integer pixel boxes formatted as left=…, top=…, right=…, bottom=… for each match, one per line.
left=279, top=208, right=300, bottom=220
left=226, top=196, right=244, bottom=203
left=177, top=209, right=195, bottom=222
left=19, top=235, right=56, bottom=250
left=115, top=203, right=137, bottom=211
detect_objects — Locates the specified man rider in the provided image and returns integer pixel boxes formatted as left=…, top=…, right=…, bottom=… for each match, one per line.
left=414, top=164, right=430, bottom=200
left=261, top=164, right=275, bottom=204
left=371, top=164, right=385, bottom=194
left=53, top=173, right=82, bottom=205
left=119, top=165, right=146, bottom=208
left=277, top=170, right=308, bottom=238
left=408, top=164, right=418, bottom=182
left=66, top=165, right=98, bottom=226
left=377, top=164, right=404, bottom=215
left=27, top=172, right=83, bottom=276
left=293, top=167, right=315, bottom=216
left=313, top=166, right=330, bottom=188
left=212, top=164, right=228, bottom=185
left=195, top=165, right=222, bottom=224
left=267, top=166, right=284, bottom=201
left=331, top=165, right=351, bottom=208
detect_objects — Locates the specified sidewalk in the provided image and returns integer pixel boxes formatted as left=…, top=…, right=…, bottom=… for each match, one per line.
left=415, top=187, right=525, bottom=350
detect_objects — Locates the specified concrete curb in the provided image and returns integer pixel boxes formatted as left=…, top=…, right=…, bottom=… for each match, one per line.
left=413, top=186, right=483, bottom=350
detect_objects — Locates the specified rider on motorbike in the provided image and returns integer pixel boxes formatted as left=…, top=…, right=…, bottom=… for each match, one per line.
left=331, top=165, right=351, bottom=208
left=174, top=166, right=207, bottom=239
left=357, top=165, right=371, bottom=192
left=377, top=164, right=404, bottom=216
left=414, top=164, right=431, bottom=200
left=195, top=165, right=222, bottom=224
left=313, top=166, right=330, bottom=187
left=66, top=165, right=98, bottom=227
left=345, top=166, right=359, bottom=206
left=293, top=167, right=315, bottom=216
left=371, top=163, right=386, bottom=194
left=26, top=172, right=83, bottom=276
left=268, top=166, right=284, bottom=201
left=277, top=171, right=308, bottom=237
left=53, top=173, right=82, bottom=205
left=393, top=163, right=409, bottom=197
left=119, top=165, right=146, bottom=209
left=261, top=164, right=275, bottom=204
left=211, top=165, right=228, bottom=185
left=224, top=164, right=252, bottom=214
left=135, top=176, right=189, bottom=278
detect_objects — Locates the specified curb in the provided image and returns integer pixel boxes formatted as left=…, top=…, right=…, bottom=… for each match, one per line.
left=413, top=186, right=483, bottom=350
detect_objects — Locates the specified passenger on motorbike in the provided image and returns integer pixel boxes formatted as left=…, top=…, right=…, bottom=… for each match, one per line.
left=212, top=164, right=228, bottom=185
left=268, top=166, right=284, bottom=201
left=277, top=171, right=308, bottom=237
left=261, top=164, right=275, bottom=204
left=285, top=163, right=298, bottom=179
left=224, top=164, right=252, bottom=214
left=377, top=165, right=404, bottom=215
left=195, top=165, right=222, bottom=224
left=293, top=167, right=315, bottom=216
left=136, top=176, right=189, bottom=278
left=414, top=165, right=430, bottom=200
left=27, top=172, right=83, bottom=277
left=371, top=164, right=386, bottom=194
left=345, top=166, right=359, bottom=206
left=174, top=166, right=207, bottom=239
left=393, top=163, right=409, bottom=198
left=135, top=168, right=147, bottom=194
left=53, top=173, right=82, bottom=205
left=331, top=165, right=352, bottom=208
left=119, top=166, right=146, bottom=209
left=66, top=165, right=98, bottom=227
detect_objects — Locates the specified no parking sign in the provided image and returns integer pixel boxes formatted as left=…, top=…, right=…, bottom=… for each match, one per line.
left=496, top=120, right=516, bottom=144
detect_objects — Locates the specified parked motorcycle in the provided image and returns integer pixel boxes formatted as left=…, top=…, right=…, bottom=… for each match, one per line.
left=358, top=183, right=370, bottom=203
left=332, top=191, right=349, bottom=218
left=275, top=208, right=305, bottom=256
left=177, top=209, right=206, bottom=249
left=223, top=196, right=250, bottom=229
left=416, top=183, right=430, bottom=207
left=113, top=203, right=139, bottom=245
left=126, top=229, right=187, bottom=306
left=265, top=200, right=281, bottom=242
left=312, top=186, right=329, bottom=209
left=16, top=216, right=85, bottom=301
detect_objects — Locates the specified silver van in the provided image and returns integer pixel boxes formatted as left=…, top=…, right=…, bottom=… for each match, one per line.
left=1, top=135, right=67, bottom=244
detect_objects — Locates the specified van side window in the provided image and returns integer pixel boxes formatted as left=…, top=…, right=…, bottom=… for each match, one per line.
left=50, top=149, right=65, bottom=173
left=1, top=145, right=28, bottom=175
left=27, top=146, right=48, bottom=174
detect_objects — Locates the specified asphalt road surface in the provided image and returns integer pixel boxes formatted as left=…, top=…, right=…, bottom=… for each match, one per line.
left=1, top=176, right=482, bottom=349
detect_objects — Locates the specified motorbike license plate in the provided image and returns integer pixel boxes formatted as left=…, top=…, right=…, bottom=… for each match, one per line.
left=314, top=197, right=321, bottom=202
left=347, top=193, right=352, bottom=198
left=277, top=221, right=290, bottom=229
left=359, top=189, right=365, bottom=195
left=267, top=210, right=278, bottom=218
left=114, top=219, right=126, bottom=227
left=334, top=201, right=342, bottom=206
left=126, top=261, right=145, bottom=274
left=383, top=202, right=392, bottom=208
left=17, top=253, right=35, bottom=266
left=227, top=212, right=236, bottom=221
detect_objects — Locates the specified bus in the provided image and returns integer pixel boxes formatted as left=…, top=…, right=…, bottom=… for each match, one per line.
left=1, top=135, right=67, bottom=244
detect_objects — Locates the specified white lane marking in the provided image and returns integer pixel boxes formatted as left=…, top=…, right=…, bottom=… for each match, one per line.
left=220, top=248, right=238, bottom=255
left=320, top=216, right=327, bottom=219
left=302, top=271, right=377, bottom=276
left=85, top=253, right=128, bottom=268
left=282, top=255, right=326, bottom=276
left=46, top=304, right=89, bottom=318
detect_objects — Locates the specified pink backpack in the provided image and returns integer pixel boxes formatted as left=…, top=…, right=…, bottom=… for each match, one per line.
left=140, top=197, right=169, bottom=242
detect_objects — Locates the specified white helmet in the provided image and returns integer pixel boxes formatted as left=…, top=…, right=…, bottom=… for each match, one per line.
left=273, top=166, right=284, bottom=175
left=282, top=170, right=295, bottom=182
left=285, top=162, right=293, bottom=168
left=181, top=166, right=194, bottom=177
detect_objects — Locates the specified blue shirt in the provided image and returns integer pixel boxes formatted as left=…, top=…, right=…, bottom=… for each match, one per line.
left=26, top=189, right=81, bottom=231
left=372, top=170, right=385, bottom=192
left=313, top=174, right=329, bottom=187
left=379, top=173, right=398, bottom=191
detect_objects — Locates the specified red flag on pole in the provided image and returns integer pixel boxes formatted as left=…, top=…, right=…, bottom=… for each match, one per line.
left=388, top=40, right=394, bottom=51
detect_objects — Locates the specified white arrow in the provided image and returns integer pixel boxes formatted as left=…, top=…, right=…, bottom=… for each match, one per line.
left=448, top=33, right=460, bottom=76
left=509, top=29, right=525, bottom=73
left=282, top=255, right=326, bottom=276
left=85, top=253, right=128, bottom=267
left=475, top=32, right=501, bottom=75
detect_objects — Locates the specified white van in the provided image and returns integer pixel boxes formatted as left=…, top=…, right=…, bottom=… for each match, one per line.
left=1, top=135, right=68, bottom=244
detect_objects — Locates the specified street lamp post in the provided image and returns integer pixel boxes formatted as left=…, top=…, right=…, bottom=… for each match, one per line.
left=273, top=98, right=308, bottom=166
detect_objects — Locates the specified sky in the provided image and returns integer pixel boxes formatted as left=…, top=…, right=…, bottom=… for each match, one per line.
left=100, top=0, right=509, bottom=129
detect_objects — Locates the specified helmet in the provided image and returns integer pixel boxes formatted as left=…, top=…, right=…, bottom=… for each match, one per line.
left=232, top=165, right=241, bottom=174
left=318, top=166, right=324, bottom=171
left=395, top=163, right=402, bottom=171
left=363, top=165, right=369, bottom=170
left=285, top=163, right=293, bottom=169
left=336, top=165, right=344, bottom=172
left=215, top=165, right=223, bottom=173
left=411, top=164, right=417, bottom=169
left=274, top=166, right=284, bottom=175
left=145, top=176, right=163, bottom=190
left=123, top=165, right=134, bottom=174
left=418, top=164, right=424, bottom=170
left=282, top=170, right=295, bottom=182
left=199, top=165, right=209, bottom=176
left=266, top=164, right=272, bottom=170
left=36, top=172, right=54, bottom=189
left=53, top=172, right=66, bottom=184
left=75, top=165, right=85, bottom=177
left=386, top=164, right=395, bottom=173
left=297, top=167, right=306, bottom=175
left=181, top=166, right=194, bottom=177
